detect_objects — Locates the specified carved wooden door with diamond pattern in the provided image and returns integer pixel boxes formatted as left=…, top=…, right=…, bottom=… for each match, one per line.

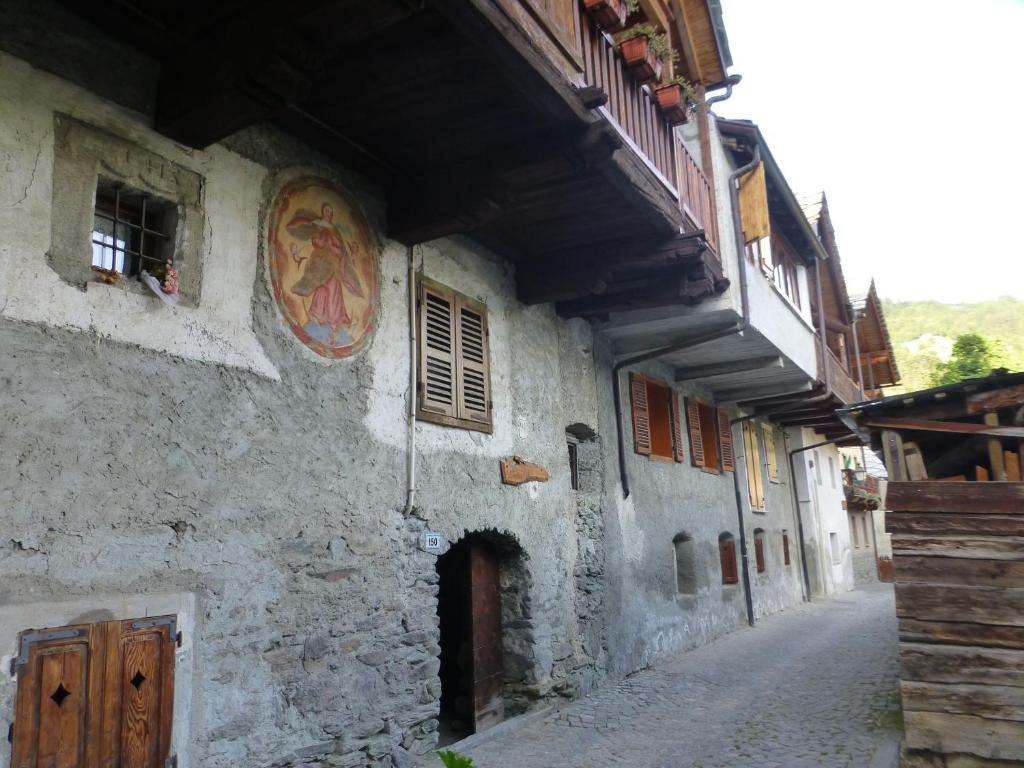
left=12, top=616, right=176, bottom=768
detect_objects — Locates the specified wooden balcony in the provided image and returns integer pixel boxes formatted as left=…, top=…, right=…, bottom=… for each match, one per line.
left=580, top=21, right=719, bottom=254
left=823, top=345, right=863, bottom=405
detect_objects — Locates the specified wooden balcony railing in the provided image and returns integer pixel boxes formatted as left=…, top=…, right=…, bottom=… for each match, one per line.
left=823, top=345, right=864, bottom=405
left=577, top=14, right=720, bottom=256
left=677, top=141, right=718, bottom=253
left=580, top=22, right=677, bottom=190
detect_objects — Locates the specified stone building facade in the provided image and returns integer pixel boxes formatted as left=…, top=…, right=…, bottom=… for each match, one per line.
left=0, top=3, right=889, bottom=767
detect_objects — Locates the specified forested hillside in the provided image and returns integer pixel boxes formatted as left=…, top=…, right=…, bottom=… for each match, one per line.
left=881, top=297, right=1024, bottom=392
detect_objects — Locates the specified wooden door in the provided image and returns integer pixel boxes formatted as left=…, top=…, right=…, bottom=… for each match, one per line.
left=469, top=541, right=504, bottom=732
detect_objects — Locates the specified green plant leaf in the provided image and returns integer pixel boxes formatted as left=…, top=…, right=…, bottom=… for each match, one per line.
left=437, top=749, right=476, bottom=768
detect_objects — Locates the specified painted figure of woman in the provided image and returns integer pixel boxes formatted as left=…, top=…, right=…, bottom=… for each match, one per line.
left=286, top=203, right=365, bottom=347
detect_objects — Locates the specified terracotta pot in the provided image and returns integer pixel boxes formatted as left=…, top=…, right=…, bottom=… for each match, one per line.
left=619, top=35, right=661, bottom=83
left=654, top=84, right=691, bottom=125
left=583, top=0, right=628, bottom=32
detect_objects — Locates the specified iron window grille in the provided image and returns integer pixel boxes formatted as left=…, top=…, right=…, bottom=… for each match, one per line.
left=91, top=181, right=175, bottom=281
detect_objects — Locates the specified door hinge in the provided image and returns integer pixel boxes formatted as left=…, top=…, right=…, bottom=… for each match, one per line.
left=131, top=615, right=177, bottom=635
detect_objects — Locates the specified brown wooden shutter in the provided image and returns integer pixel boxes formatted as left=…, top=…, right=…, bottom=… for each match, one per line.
left=685, top=397, right=705, bottom=467
left=418, top=280, right=458, bottom=419
left=783, top=532, right=791, bottom=565
left=454, top=294, right=491, bottom=427
left=720, top=538, right=738, bottom=584
left=103, top=619, right=177, bottom=768
left=754, top=536, right=766, bottom=573
left=12, top=625, right=94, bottom=768
left=738, top=161, right=770, bottom=243
left=669, top=390, right=685, bottom=463
left=12, top=617, right=176, bottom=768
left=717, top=409, right=735, bottom=472
left=629, top=372, right=651, bottom=456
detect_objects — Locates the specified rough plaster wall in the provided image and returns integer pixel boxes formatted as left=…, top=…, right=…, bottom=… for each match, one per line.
left=795, top=430, right=855, bottom=597
left=744, top=424, right=806, bottom=620
left=0, top=51, right=279, bottom=378
left=592, top=346, right=798, bottom=678
left=0, top=57, right=593, bottom=767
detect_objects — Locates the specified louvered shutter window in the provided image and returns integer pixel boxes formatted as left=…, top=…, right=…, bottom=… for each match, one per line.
left=783, top=532, right=791, bottom=565
left=456, top=296, right=490, bottom=425
left=669, top=390, right=685, bottom=463
left=718, top=409, right=735, bottom=472
left=754, top=535, right=766, bottom=573
left=685, top=397, right=704, bottom=468
left=419, top=281, right=457, bottom=419
left=762, top=423, right=779, bottom=483
left=417, top=279, right=492, bottom=432
left=630, top=372, right=652, bottom=456
left=743, top=422, right=765, bottom=511
left=12, top=616, right=176, bottom=768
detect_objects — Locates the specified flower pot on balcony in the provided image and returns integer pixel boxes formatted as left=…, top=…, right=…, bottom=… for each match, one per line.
left=654, top=84, right=691, bottom=125
left=619, top=35, right=661, bottom=83
left=583, top=0, right=628, bottom=32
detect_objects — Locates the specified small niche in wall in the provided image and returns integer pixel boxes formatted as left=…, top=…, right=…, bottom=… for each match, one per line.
left=673, top=532, right=696, bottom=595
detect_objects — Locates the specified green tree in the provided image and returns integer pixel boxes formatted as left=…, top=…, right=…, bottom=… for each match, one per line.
left=930, top=333, right=994, bottom=386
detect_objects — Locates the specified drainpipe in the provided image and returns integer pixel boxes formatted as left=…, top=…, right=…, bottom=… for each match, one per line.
left=787, top=437, right=844, bottom=601
left=705, top=73, right=742, bottom=108
left=404, top=245, right=418, bottom=515
left=612, top=144, right=761, bottom=497
left=727, top=390, right=830, bottom=624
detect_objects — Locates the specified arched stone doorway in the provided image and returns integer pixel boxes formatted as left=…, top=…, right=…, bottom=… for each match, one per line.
left=435, top=530, right=530, bottom=745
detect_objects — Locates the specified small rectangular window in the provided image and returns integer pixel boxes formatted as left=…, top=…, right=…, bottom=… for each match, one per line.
left=686, top=398, right=730, bottom=472
left=830, top=532, right=841, bottom=564
left=91, top=180, right=176, bottom=282
left=828, top=455, right=837, bottom=488
left=814, top=451, right=822, bottom=485
left=630, top=373, right=684, bottom=462
left=754, top=533, right=766, bottom=573
left=743, top=422, right=765, bottom=511
left=567, top=440, right=580, bottom=491
left=761, top=423, right=779, bottom=483
left=417, top=278, right=492, bottom=432
left=719, top=536, right=739, bottom=585
left=852, top=515, right=861, bottom=548
left=782, top=530, right=791, bottom=565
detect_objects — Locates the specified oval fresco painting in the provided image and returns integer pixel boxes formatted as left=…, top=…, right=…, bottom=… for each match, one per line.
left=268, top=177, right=379, bottom=358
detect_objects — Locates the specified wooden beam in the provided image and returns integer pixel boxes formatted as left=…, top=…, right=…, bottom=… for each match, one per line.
left=714, top=381, right=818, bottom=404
left=389, top=124, right=622, bottom=245
left=886, top=481, right=1024, bottom=514
left=967, top=383, right=1024, bottom=414
left=778, top=416, right=842, bottom=428
left=155, top=1, right=414, bottom=147
left=738, top=383, right=820, bottom=409
left=882, top=429, right=907, bottom=481
left=986, top=412, right=1008, bottom=481
left=674, top=356, right=782, bottom=382
left=858, top=350, right=891, bottom=365
left=520, top=231, right=706, bottom=305
left=864, top=417, right=1024, bottom=439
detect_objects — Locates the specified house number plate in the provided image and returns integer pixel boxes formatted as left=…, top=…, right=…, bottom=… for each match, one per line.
left=420, top=531, right=446, bottom=553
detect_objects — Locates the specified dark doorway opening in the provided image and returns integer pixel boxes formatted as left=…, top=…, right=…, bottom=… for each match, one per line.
left=436, top=533, right=515, bottom=746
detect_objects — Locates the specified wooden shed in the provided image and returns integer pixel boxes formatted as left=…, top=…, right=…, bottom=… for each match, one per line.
left=839, top=372, right=1024, bottom=766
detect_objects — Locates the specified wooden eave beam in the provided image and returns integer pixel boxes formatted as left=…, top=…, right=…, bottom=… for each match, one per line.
left=154, top=1, right=415, bottom=148
left=863, top=417, right=1024, bottom=439
left=388, top=123, right=622, bottom=245
left=520, top=231, right=707, bottom=305
left=739, top=383, right=822, bottom=409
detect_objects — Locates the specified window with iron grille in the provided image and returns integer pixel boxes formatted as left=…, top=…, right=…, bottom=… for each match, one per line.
left=567, top=438, right=580, bottom=491
left=91, top=180, right=177, bottom=282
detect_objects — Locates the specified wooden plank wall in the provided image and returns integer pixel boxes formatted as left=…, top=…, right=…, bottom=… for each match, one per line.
left=887, top=482, right=1024, bottom=765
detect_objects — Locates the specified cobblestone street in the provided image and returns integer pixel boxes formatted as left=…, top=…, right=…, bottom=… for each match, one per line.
left=450, top=585, right=901, bottom=768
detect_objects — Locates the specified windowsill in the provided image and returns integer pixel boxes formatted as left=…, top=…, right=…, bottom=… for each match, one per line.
left=648, top=454, right=676, bottom=463
left=768, top=280, right=816, bottom=332
left=675, top=594, right=698, bottom=610
left=417, top=409, right=493, bottom=435
left=701, top=466, right=722, bottom=475
left=750, top=508, right=766, bottom=515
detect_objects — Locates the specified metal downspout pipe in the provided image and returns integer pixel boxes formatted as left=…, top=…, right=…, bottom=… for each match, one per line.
left=404, top=245, right=418, bottom=515
left=787, top=437, right=844, bottom=601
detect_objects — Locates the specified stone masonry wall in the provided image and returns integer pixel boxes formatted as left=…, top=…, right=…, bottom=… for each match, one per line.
left=0, top=49, right=596, bottom=768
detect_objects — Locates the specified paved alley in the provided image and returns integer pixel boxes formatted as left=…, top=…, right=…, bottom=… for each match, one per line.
left=451, top=585, right=901, bottom=768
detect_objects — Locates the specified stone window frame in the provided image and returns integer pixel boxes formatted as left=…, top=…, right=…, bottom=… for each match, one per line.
left=48, top=113, right=204, bottom=305
left=672, top=532, right=697, bottom=595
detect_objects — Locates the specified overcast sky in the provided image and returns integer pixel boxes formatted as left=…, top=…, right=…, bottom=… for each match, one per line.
left=715, top=0, right=1024, bottom=304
